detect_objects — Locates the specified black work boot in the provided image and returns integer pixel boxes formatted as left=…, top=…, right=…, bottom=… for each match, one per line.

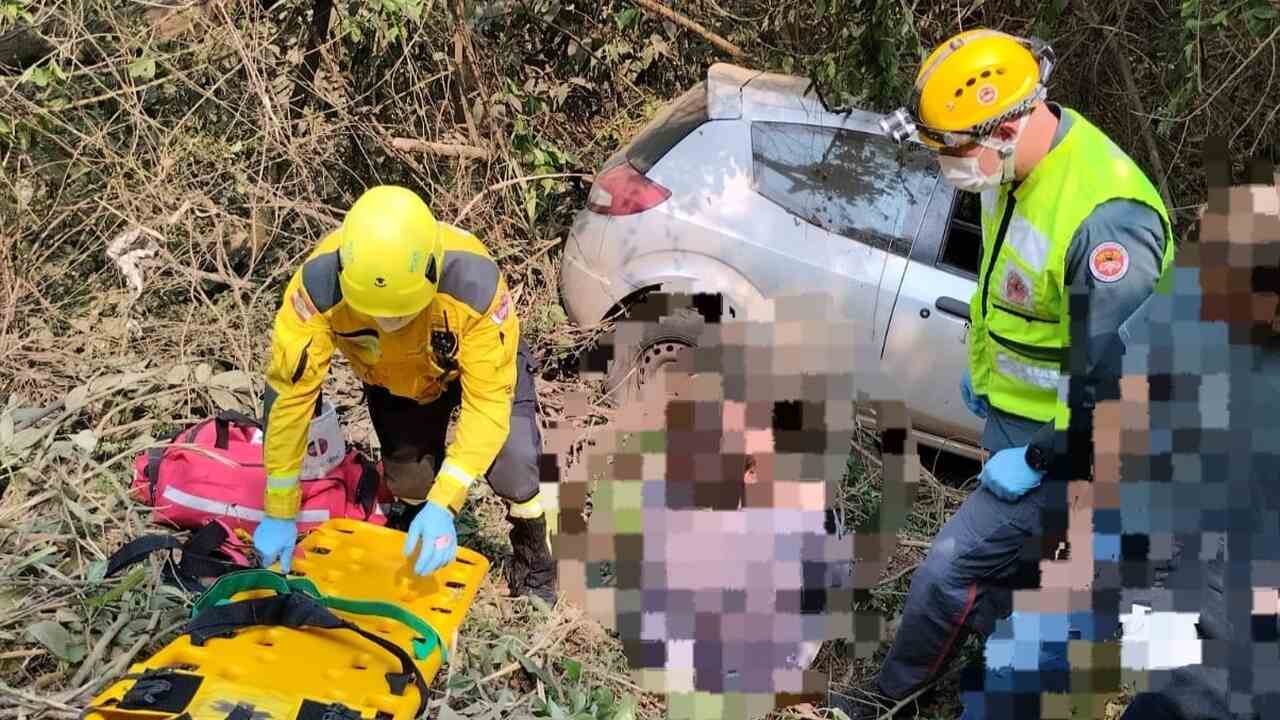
left=506, top=513, right=557, bottom=607
left=385, top=499, right=425, bottom=532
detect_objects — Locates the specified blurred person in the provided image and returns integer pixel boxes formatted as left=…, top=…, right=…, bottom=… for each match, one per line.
left=1107, top=158, right=1280, bottom=719
left=251, top=185, right=555, bottom=605
left=554, top=296, right=877, bottom=720
left=964, top=156, right=1280, bottom=720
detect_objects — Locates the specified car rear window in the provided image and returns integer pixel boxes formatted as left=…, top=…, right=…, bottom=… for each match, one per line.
left=751, top=121, right=938, bottom=257
left=621, top=81, right=709, bottom=174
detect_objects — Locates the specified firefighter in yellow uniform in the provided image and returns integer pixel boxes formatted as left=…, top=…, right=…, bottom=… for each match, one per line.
left=253, top=185, right=556, bottom=605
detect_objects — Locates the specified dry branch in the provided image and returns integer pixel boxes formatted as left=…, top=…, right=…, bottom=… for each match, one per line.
left=69, top=611, right=132, bottom=688
left=1079, top=3, right=1172, bottom=211
left=389, top=138, right=492, bottom=160
left=287, top=0, right=335, bottom=128
left=633, top=0, right=744, bottom=59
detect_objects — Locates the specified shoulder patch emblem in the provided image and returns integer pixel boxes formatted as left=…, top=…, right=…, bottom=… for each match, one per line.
left=490, top=291, right=511, bottom=325
left=291, top=288, right=319, bottom=321
left=1089, top=241, right=1130, bottom=283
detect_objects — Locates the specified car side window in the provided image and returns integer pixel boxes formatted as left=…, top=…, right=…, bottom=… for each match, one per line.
left=937, top=190, right=982, bottom=278
left=750, top=121, right=823, bottom=226
left=750, top=121, right=937, bottom=257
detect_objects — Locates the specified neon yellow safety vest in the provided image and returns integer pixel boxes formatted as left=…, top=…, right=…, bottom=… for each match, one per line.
left=967, top=107, right=1175, bottom=430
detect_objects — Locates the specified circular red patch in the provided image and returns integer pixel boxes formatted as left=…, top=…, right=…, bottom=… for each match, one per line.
left=1004, top=270, right=1030, bottom=305
left=977, top=84, right=998, bottom=105
left=1089, top=241, right=1131, bottom=283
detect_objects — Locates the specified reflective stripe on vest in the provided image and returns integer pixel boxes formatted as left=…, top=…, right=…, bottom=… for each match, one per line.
left=968, top=108, right=1176, bottom=427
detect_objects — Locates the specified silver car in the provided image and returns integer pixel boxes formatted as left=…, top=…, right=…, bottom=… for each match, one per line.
left=559, top=63, right=988, bottom=460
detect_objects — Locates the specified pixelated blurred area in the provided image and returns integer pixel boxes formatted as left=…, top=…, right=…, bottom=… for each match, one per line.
left=975, top=146, right=1280, bottom=720
left=538, top=290, right=980, bottom=719
left=1098, top=147, right=1280, bottom=718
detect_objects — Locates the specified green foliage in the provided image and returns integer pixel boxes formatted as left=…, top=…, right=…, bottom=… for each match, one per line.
left=800, top=0, right=923, bottom=112
left=494, top=73, right=583, bottom=224
left=339, top=0, right=428, bottom=49
left=531, top=657, right=639, bottom=720
left=0, top=0, right=32, bottom=30
left=19, top=59, right=68, bottom=90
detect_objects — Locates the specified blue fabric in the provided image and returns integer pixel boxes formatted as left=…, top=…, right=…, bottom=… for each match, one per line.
left=254, top=517, right=299, bottom=574
left=877, top=483, right=1047, bottom=698
left=403, top=501, right=458, bottom=575
left=961, top=368, right=990, bottom=419
left=978, top=446, right=1044, bottom=501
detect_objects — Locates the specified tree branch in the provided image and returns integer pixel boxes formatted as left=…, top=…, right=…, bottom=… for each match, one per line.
left=633, top=0, right=745, bottom=60
left=1079, top=2, right=1173, bottom=211
left=389, top=137, right=492, bottom=160
left=287, top=0, right=334, bottom=128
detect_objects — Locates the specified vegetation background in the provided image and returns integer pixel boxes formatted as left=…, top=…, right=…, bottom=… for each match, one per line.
left=1, top=0, right=1277, bottom=718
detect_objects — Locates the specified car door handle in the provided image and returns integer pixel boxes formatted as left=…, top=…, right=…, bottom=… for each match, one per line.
left=935, top=296, right=970, bottom=320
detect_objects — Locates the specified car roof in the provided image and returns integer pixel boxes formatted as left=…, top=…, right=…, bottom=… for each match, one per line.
left=705, top=62, right=897, bottom=139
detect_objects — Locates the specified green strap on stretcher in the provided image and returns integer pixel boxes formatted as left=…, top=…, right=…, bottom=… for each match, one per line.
left=191, top=569, right=448, bottom=663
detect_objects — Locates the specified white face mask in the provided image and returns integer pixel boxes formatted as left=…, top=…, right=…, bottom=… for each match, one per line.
left=938, top=114, right=1030, bottom=193
left=374, top=314, right=416, bottom=332
left=938, top=154, right=999, bottom=193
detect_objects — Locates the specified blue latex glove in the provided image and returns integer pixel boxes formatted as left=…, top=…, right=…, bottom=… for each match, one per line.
left=403, top=501, right=457, bottom=575
left=960, top=369, right=989, bottom=419
left=979, top=446, right=1044, bottom=501
left=254, top=517, right=298, bottom=573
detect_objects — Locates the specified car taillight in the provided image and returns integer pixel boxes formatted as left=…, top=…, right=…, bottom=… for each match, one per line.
left=587, top=162, right=671, bottom=216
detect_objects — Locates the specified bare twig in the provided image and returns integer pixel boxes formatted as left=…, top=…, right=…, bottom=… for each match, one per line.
left=457, top=172, right=594, bottom=221
left=1079, top=3, right=1173, bottom=211
left=390, top=138, right=492, bottom=160
left=69, top=611, right=132, bottom=688
left=632, top=0, right=745, bottom=59
left=877, top=561, right=921, bottom=589
left=0, top=682, right=78, bottom=713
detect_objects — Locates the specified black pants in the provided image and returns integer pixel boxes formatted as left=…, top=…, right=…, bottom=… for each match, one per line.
left=365, top=338, right=543, bottom=507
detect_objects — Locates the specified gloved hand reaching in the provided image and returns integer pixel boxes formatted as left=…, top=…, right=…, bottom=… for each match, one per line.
left=960, top=369, right=989, bottom=419
left=403, top=501, right=457, bottom=575
left=254, top=516, right=299, bottom=573
left=979, top=446, right=1044, bottom=501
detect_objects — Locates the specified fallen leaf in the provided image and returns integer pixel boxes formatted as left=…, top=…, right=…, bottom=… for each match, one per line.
left=0, top=412, right=12, bottom=446
left=26, top=621, right=85, bottom=663
left=208, top=388, right=241, bottom=412
left=209, top=370, right=252, bottom=390
left=195, top=363, right=212, bottom=383
left=65, top=384, right=91, bottom=411
left=72, top=429, right=97, bottom=453
left=64, top=495, right=96, bottom=524
left=166, top=364, right=190, bottom=384
left=9, top=426, right=45, bottom=451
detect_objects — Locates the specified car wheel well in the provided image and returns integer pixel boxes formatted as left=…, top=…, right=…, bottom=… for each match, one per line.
left=600, top=284, right=664, bottom=324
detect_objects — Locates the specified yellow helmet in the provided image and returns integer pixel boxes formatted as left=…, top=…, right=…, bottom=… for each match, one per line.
left=336, top=185, right=444, bottom=319
left=880, top=29, right=1054, bottom=150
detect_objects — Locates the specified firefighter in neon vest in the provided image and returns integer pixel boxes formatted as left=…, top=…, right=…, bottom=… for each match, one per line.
left=828, top=29, right=1177, bottom=718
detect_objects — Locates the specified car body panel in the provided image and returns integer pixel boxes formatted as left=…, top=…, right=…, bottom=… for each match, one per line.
left=560, top=63, right=990, bottom=455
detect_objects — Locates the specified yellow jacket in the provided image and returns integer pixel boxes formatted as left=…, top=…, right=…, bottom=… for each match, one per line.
left=260, top=223, right=519, bottom=518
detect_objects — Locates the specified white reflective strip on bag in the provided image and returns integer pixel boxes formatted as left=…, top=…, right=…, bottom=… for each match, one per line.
left=440, top=460, right=475, bottom=487
left=995, top=351, right=1060, bottom=390
left=161, top=486, right=330, bottom=523
left=1004, top=213, right=1051, bottom=273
